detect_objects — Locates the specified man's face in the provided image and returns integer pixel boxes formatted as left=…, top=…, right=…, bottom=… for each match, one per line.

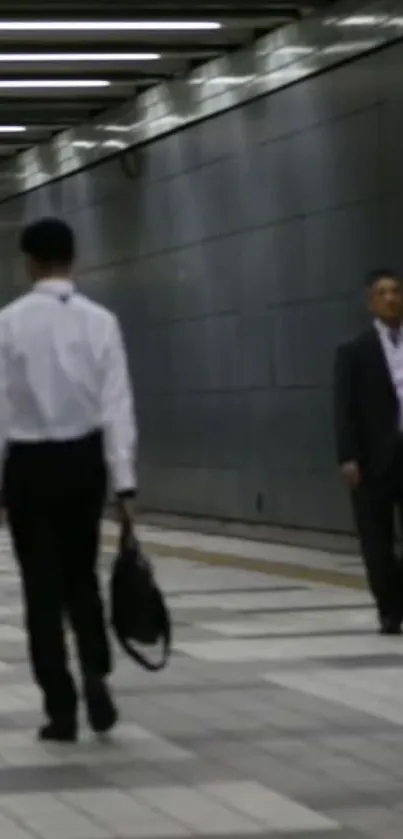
left=370, top=276, right=403, bottom=326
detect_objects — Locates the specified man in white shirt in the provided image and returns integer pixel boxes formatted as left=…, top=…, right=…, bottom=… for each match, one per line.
left=334, top=270, right=403, bottom=634
left=0, top=218, right=138, bottom=742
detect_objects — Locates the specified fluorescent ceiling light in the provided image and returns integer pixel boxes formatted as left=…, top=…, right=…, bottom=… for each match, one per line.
left=0, top=79, right=110, bottom=88
left=72, top=140, right=97, bottom=149
left=211, top=75, right=255, bottom=84
left=191, top=75, right=255, bottom=85
left=0, top=125, right=26, bottom=133
left=274, top=46, right=314, bottom=55
left=0, top=21, right=221, bottom=32
left=0, top=52, right=160, bottom=62
left=101, top=124, right=132, bottom=132
left=270, top=68, right=307, bottom=81
left=336, top=15, right=385, bottom=25
left=73, top=139, right=128, bottom=151
left=103, top=139, right=127, bottom=149
left=323, top=39, right=380, bottom=53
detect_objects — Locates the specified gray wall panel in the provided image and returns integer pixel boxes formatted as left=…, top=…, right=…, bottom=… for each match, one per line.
left=323, top=201, right=383, bottom=297
left=2, top=40, right=403, bottom=534
left=380, top=196, right=403, bottom=277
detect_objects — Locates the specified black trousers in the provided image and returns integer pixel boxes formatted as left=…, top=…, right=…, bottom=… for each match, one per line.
left=352, top=455, right=403, bottom=621
left=3, top=431, right=110, bottom=722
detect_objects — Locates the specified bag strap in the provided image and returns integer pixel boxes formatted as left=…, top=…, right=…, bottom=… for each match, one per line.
left=117, top=601, right=171, bottom=672
left=119, top=514, right=134, bottom=551
left=117, top=515, right=172, bottom=672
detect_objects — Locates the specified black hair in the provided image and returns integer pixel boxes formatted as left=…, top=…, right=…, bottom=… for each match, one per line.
left=366, top=269, right=397, bottom=288
left=20, top=217, right=75, bottom=268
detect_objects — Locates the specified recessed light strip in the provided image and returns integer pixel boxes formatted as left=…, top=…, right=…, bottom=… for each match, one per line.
left=0, top=21, right=221, bottom=32
left=0, top=125, right=26, bottom=132
left=0, top=79, right=110, bottom=88
left=0, top=53, right=161, bottom=61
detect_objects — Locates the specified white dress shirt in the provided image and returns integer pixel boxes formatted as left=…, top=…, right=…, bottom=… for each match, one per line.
left=375, top=319, right=403, bottom=431
left=0, top=279, right=137, bottom=493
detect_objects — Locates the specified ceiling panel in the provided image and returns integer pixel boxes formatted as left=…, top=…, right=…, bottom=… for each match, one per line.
left=0, top=0, right=393, bottom=197
left=0, top=0, right=331, bottom=157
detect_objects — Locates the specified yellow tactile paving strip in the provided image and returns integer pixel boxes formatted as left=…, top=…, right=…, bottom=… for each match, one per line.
left=103, top=533, right=365, bottom=592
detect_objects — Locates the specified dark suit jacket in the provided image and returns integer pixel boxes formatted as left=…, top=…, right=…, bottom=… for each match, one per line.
left=334, top=326, right=400, bottom=480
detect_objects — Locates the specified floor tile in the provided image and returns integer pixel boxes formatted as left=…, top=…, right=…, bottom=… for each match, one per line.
left=201, top=781, right=340, bottom=832
left=61, top=789, right=188, bottom=837
left=0, top=792, right=110, bottom=838
left=0, top=520, right=399, bottom=836
left=135, top=785, right=264, bottom=834
left=0, top=810, right=36, bottom=839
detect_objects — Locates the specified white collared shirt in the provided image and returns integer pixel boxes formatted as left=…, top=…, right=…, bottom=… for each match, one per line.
left=375, top=318, right=403, bottom=430
left=0, top=279, right=137, bottom=493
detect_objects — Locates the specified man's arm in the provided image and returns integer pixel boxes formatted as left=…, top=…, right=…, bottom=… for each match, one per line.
left=333, top=343, right=360, bottom=487
left=101, top=314, right=138, bottom=504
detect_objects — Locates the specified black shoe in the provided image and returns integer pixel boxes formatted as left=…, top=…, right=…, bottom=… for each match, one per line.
left=84, top=676, right=118, bottom=735
left=38, top=719, right=77, bottom=743
left=379, top=618, right=402, bottom=635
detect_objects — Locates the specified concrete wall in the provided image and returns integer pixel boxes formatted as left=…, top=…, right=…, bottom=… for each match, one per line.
left=0, top=41, right=401, bottom=533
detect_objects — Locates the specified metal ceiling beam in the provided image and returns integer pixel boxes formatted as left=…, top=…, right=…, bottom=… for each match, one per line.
left=0, top=7, right=304, bottom=22
left=0, top=98, right=112, bottom=109
left=0, top=1, right=316, bottom=9
left=5, top=123, right=71, bottom=130
left=0, top=97, right=120, bottom=110
left=0, top=72, right=169, bottom=81
left=0, top=0, right=328, bottom=162
left=0, top=45, right=229, bottom=57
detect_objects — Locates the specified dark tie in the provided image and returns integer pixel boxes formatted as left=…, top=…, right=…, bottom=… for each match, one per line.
left=389, top=328, right=400, bottom=347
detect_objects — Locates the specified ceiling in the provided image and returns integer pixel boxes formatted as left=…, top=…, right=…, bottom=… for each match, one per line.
left=0, top=0, right=331, bottom=159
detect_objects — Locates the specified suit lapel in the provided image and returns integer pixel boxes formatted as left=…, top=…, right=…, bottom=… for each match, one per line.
left=363, top=326, right=397, bottom=402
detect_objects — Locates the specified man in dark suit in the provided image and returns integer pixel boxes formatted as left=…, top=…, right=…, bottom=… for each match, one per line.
left=334, top=270, right=403, bottom=634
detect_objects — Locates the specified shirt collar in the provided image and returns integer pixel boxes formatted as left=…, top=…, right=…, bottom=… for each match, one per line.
left=33, top=279, right=75, bottom=300
left=375, top=319, right=403, bottom=340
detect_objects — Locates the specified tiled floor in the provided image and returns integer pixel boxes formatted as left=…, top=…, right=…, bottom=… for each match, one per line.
left=0, top=522, right=399, bottom=837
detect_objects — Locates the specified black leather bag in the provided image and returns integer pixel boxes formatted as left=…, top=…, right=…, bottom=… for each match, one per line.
left=110, top=521, right=172, bottom=672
